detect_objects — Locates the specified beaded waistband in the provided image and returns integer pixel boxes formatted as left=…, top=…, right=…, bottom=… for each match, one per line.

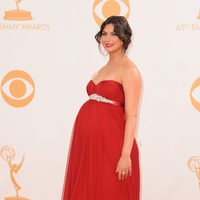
left=89, top=93, right=124, bottom=107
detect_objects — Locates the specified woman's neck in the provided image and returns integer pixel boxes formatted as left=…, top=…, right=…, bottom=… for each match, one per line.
left=107, top=52, right=127, bottom=66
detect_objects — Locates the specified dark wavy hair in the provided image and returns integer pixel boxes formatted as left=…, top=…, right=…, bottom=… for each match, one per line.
left=95, top=15, right=132, bottom=54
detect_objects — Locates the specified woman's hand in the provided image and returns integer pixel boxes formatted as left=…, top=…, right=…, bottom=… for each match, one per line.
left=115, top=154, right=132, bottom=180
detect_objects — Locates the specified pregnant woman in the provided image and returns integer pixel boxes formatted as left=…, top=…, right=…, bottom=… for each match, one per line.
left=62, top=15, right=142, bottom=200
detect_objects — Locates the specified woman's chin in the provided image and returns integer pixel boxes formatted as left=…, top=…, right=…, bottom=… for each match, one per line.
left=106, top=49, right=119, bottom=54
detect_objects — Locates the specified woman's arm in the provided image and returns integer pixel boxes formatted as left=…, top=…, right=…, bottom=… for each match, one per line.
left=115, top=62, right=142, bottom=180
left=121, top=63, right=142, bottom=156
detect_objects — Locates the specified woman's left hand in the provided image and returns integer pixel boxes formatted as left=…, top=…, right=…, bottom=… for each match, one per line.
left=115, top=154, right=132, bottom=180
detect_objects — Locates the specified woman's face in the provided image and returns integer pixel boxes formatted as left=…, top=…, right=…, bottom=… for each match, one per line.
left=100, top=23, right=124, bottom=54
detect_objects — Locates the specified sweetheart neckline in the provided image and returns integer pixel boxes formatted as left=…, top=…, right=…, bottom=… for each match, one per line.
left=90, top=79, right=123, bottom=87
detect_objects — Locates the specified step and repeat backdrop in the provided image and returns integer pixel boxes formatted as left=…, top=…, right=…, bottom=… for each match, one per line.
left=0, top=0, right=200, bottom=199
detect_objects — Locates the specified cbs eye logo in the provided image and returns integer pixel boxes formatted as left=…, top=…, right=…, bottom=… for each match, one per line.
left=1, top=70, right=35, bottom=107
left=93, top=0, right=130, bottom=26
left=190, top=77, right=200, bottom=112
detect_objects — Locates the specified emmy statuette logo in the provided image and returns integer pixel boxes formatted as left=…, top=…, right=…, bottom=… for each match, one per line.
left=0, top=0, right=50, bottom=30
left=3, top=0, right=32, bottom=20
left=188, top=156, right=200, bottom=189
left=0, top=145, right=29, bottom=200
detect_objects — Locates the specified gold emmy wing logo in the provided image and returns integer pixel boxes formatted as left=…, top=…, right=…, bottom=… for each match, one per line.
left=188, top=156, right=200, bottom=189
left=3, top=0, right=32, bottom=20
left=0, top=70, right=35, bottom=107
left=0, top=145, right=29, bottom=200
left=93, top=0, right=130, bottom=26
left=190, top=77, right=200, bottom=112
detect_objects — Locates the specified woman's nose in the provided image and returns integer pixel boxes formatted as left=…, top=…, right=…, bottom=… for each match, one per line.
left=105, top=35, right=112, bottom=42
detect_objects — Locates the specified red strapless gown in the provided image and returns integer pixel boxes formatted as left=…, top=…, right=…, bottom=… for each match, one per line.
left=62, top=79, right=140, bottom=200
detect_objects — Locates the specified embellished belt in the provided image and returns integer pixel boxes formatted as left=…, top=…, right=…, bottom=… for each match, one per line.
left=89, top=93, right=124, bottom=107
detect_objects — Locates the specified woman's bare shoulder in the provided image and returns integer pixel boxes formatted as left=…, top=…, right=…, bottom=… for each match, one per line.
left=90, top=65, right=106, bottom=79
left=121, top=59, right=141, bottom=81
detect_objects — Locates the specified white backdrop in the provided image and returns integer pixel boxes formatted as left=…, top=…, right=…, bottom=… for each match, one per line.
left=0, top=0, right=200, bottom=199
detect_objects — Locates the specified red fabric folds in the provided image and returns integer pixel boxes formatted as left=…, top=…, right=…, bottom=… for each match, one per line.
left=62, top=80, right=140, bottom=200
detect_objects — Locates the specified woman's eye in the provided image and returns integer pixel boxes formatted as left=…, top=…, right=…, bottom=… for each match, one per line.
left=101, top=32, right=117, bottom=36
